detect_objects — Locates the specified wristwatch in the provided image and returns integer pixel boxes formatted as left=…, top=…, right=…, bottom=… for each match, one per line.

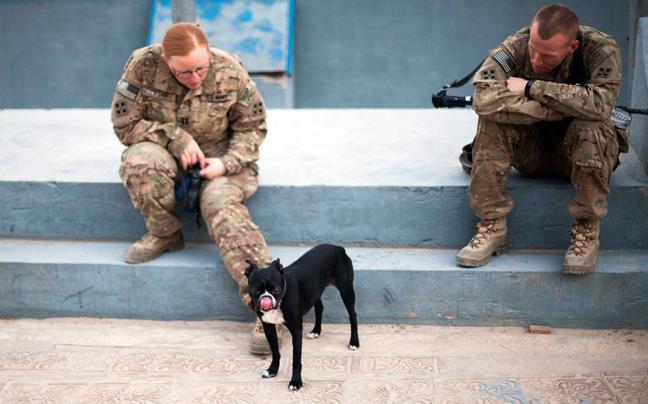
left=525, top=79, right=537, bottom=98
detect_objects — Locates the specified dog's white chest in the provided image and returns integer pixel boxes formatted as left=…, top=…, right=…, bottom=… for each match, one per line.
left=261, top=309, right=285, bottom=324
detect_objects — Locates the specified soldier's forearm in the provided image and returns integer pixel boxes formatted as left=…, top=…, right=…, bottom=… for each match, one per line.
left=528, top=80, right=620, bottom=121
left=473, top=84, right=567, bottom=124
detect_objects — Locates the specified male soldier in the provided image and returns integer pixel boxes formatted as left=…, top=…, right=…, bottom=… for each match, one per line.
left=111, top=22, right=279, bottom=354
left=457, top=4, right=626, bottom=274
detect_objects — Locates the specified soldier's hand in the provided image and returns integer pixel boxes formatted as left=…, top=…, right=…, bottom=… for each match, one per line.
left=506, top=77, right=528, bottom=96
left=200, top=158, right=227, bottom=179
left=180, top=138, right=206, bottom=170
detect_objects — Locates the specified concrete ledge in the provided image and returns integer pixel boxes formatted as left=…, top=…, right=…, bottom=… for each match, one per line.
left=1, top=240, right=647, bottom=329
left=1, top=109, right=647, bottom=249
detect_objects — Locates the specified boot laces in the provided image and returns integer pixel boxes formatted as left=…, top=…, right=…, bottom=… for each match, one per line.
left=468, top=219, right=500, bottom=248
left=567, top=222, right=597, bottom=256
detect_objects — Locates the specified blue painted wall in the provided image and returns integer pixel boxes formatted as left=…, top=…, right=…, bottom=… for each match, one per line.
left=0, top=0, right=631, bottom=108
left=292, top=0, right=630, bottom=108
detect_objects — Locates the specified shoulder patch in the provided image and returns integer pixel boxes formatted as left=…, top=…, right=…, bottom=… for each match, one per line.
left=239, top=84, right=256, bottom=106
left=117, top=79, right=140, bottom=101
left=493, top=49, right=516, bottom=74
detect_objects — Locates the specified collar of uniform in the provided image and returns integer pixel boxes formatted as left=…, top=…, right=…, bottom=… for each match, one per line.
left=153, top=55, right=187, bottom=96
left=199, top=51, right=219, bottom=95
left=555, top=52, right=573, bottom=82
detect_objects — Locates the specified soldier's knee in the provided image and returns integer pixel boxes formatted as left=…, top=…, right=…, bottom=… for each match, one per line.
left=565, top=119, right=617, bottom=171
left=119, top=143, right=177, bottom=204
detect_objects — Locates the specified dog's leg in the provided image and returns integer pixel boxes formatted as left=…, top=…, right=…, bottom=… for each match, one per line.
left=261, top=320, right=281, bottom=378
left=335, top=253, right=360, bottom=350
left=287, top=317, right=303, bottom=391
left=307, top=299, right=323, bottom=339
left=340, top=285, right=360, bottom=350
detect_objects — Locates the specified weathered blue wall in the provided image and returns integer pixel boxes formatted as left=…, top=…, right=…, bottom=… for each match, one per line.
left=630, top=18, right=648, bottom=171
left=292, top=0, right=630, bottom=108
left=0, top=0, right=151, bottom=109
left=0, top=0, right=631, bottom=108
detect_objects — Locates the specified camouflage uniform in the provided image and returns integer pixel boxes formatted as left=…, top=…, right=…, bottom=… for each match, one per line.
left=111, top=44, right=272, bottom=309
left=470, top=26, right=624, bottom=221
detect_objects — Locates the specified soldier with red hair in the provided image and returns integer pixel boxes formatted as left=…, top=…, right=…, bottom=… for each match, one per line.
left=111, top=22, right=279, bottom=354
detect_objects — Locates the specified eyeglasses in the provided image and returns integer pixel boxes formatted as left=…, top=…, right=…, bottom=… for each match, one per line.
left=171, top=63, right=210, bottom=79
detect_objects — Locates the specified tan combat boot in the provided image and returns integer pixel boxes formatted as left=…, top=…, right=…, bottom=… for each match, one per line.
left=562, top=219, right=600, bottom=275
left=456, top=217, right=508, bottom=267
left=249, top=317, right=283, bottom=355
left=123, top=231, right=185, bottom=264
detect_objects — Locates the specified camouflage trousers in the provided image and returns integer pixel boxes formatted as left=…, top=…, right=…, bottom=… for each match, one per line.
left=470, top=117, right=619, bottom=220
left=119, top=142, right=272, bottom=310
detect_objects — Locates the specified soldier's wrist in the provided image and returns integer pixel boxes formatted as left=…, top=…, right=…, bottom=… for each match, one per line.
left=168, top=129, right=192, bottom=158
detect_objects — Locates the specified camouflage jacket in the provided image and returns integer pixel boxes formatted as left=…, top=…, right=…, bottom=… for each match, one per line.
left=471, top=26, right=622, bottom=125
left=111, top=44, right=267, bottom=175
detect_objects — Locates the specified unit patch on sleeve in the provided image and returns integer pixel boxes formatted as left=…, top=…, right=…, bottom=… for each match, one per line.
left=116, top=79, right=140, bottom=101
left=239, top=84, right=256, bottom=106
left=492, top=49, right=516, bottom=74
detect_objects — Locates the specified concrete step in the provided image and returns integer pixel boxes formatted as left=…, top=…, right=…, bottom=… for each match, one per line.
left=1, top=239, right=646, bottom=329
left=1, top=109, right=647, bottom=249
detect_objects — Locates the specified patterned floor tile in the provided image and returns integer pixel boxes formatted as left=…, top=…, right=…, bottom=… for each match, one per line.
left=300, top=356, right=351, bottom=373
left=607, top=376, right=648, bottom=404
left=521, top=377, right=618, bottom=404
left=347, top=379, right=435, bottom=404
left=78, top=383, right=169, bottom=404
left=0, top=383, right=86, bottom=404
left=0, top=351, right=116, bottom=372
left=258, top=381, right=345, bottom=404
left=372, top=356, right=439, bottom=376
left=167, top=382, right=257, bottom=404
left=434, top=378, right=525, bottom=404
left=111, top=352, right=156, bottom=373
left=150, top=353, right=268, bottom=376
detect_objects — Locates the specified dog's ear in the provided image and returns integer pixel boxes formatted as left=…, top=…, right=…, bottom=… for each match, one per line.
left=274, top=258, right=284, bottom=273
left=244, top=259, right=257, bottom=278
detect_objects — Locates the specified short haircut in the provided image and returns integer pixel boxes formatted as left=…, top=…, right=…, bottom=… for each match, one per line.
left=532, top=4, right=579, bottom=43
left=162, top=22, right=209, bottom=57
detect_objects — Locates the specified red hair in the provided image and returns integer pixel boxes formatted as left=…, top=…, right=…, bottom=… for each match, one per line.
left=162, top=22, right=209, bottom=57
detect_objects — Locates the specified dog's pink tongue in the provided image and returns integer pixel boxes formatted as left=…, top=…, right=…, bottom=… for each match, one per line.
left=260, top=297, right=273, bottom=310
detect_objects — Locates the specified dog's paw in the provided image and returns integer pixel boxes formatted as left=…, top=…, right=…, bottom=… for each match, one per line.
left=348, top=344, right=359, bottom=351
left=262, top=369, right=277, bottom=378
left=306, top=332, right=320, bottom=339
left=289, top=380, right=302, bottom=391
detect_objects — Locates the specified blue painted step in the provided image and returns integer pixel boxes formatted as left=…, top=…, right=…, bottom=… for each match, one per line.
left=1, top=109, right=647, bottom=249
left=1, top=240, right=647, bottom=329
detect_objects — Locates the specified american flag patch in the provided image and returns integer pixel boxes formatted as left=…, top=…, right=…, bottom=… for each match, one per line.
left=117, top=79, right=139, bottom=101
left=493, top=49, right=516, bottom=74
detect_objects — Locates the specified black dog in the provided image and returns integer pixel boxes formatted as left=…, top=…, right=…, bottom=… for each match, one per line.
left=244, top=244, right=360, bottom=391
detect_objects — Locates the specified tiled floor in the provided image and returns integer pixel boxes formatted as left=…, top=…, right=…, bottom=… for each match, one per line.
left=0, top=319, right=646, bottom=403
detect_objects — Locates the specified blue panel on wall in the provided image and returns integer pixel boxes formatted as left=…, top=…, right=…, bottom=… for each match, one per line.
left=148, top=0, right=293, bottom=74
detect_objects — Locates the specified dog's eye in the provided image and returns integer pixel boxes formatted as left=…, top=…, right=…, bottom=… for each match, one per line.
left=273, top=287, right=281, bottom=294
left=252, top=289, right=260, bottom=295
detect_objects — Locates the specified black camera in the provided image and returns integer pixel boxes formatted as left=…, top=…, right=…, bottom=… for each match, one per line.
left=182, top=163, right=201, bottom=212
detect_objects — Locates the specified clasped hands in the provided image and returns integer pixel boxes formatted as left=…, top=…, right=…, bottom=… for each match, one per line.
left=179, top=138, right=226, bottom=180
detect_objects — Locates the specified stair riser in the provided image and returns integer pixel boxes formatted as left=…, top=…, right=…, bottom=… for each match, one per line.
left=2, top=182, right=647, bottom=249
left=2, top=254, right=647, bottom=329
